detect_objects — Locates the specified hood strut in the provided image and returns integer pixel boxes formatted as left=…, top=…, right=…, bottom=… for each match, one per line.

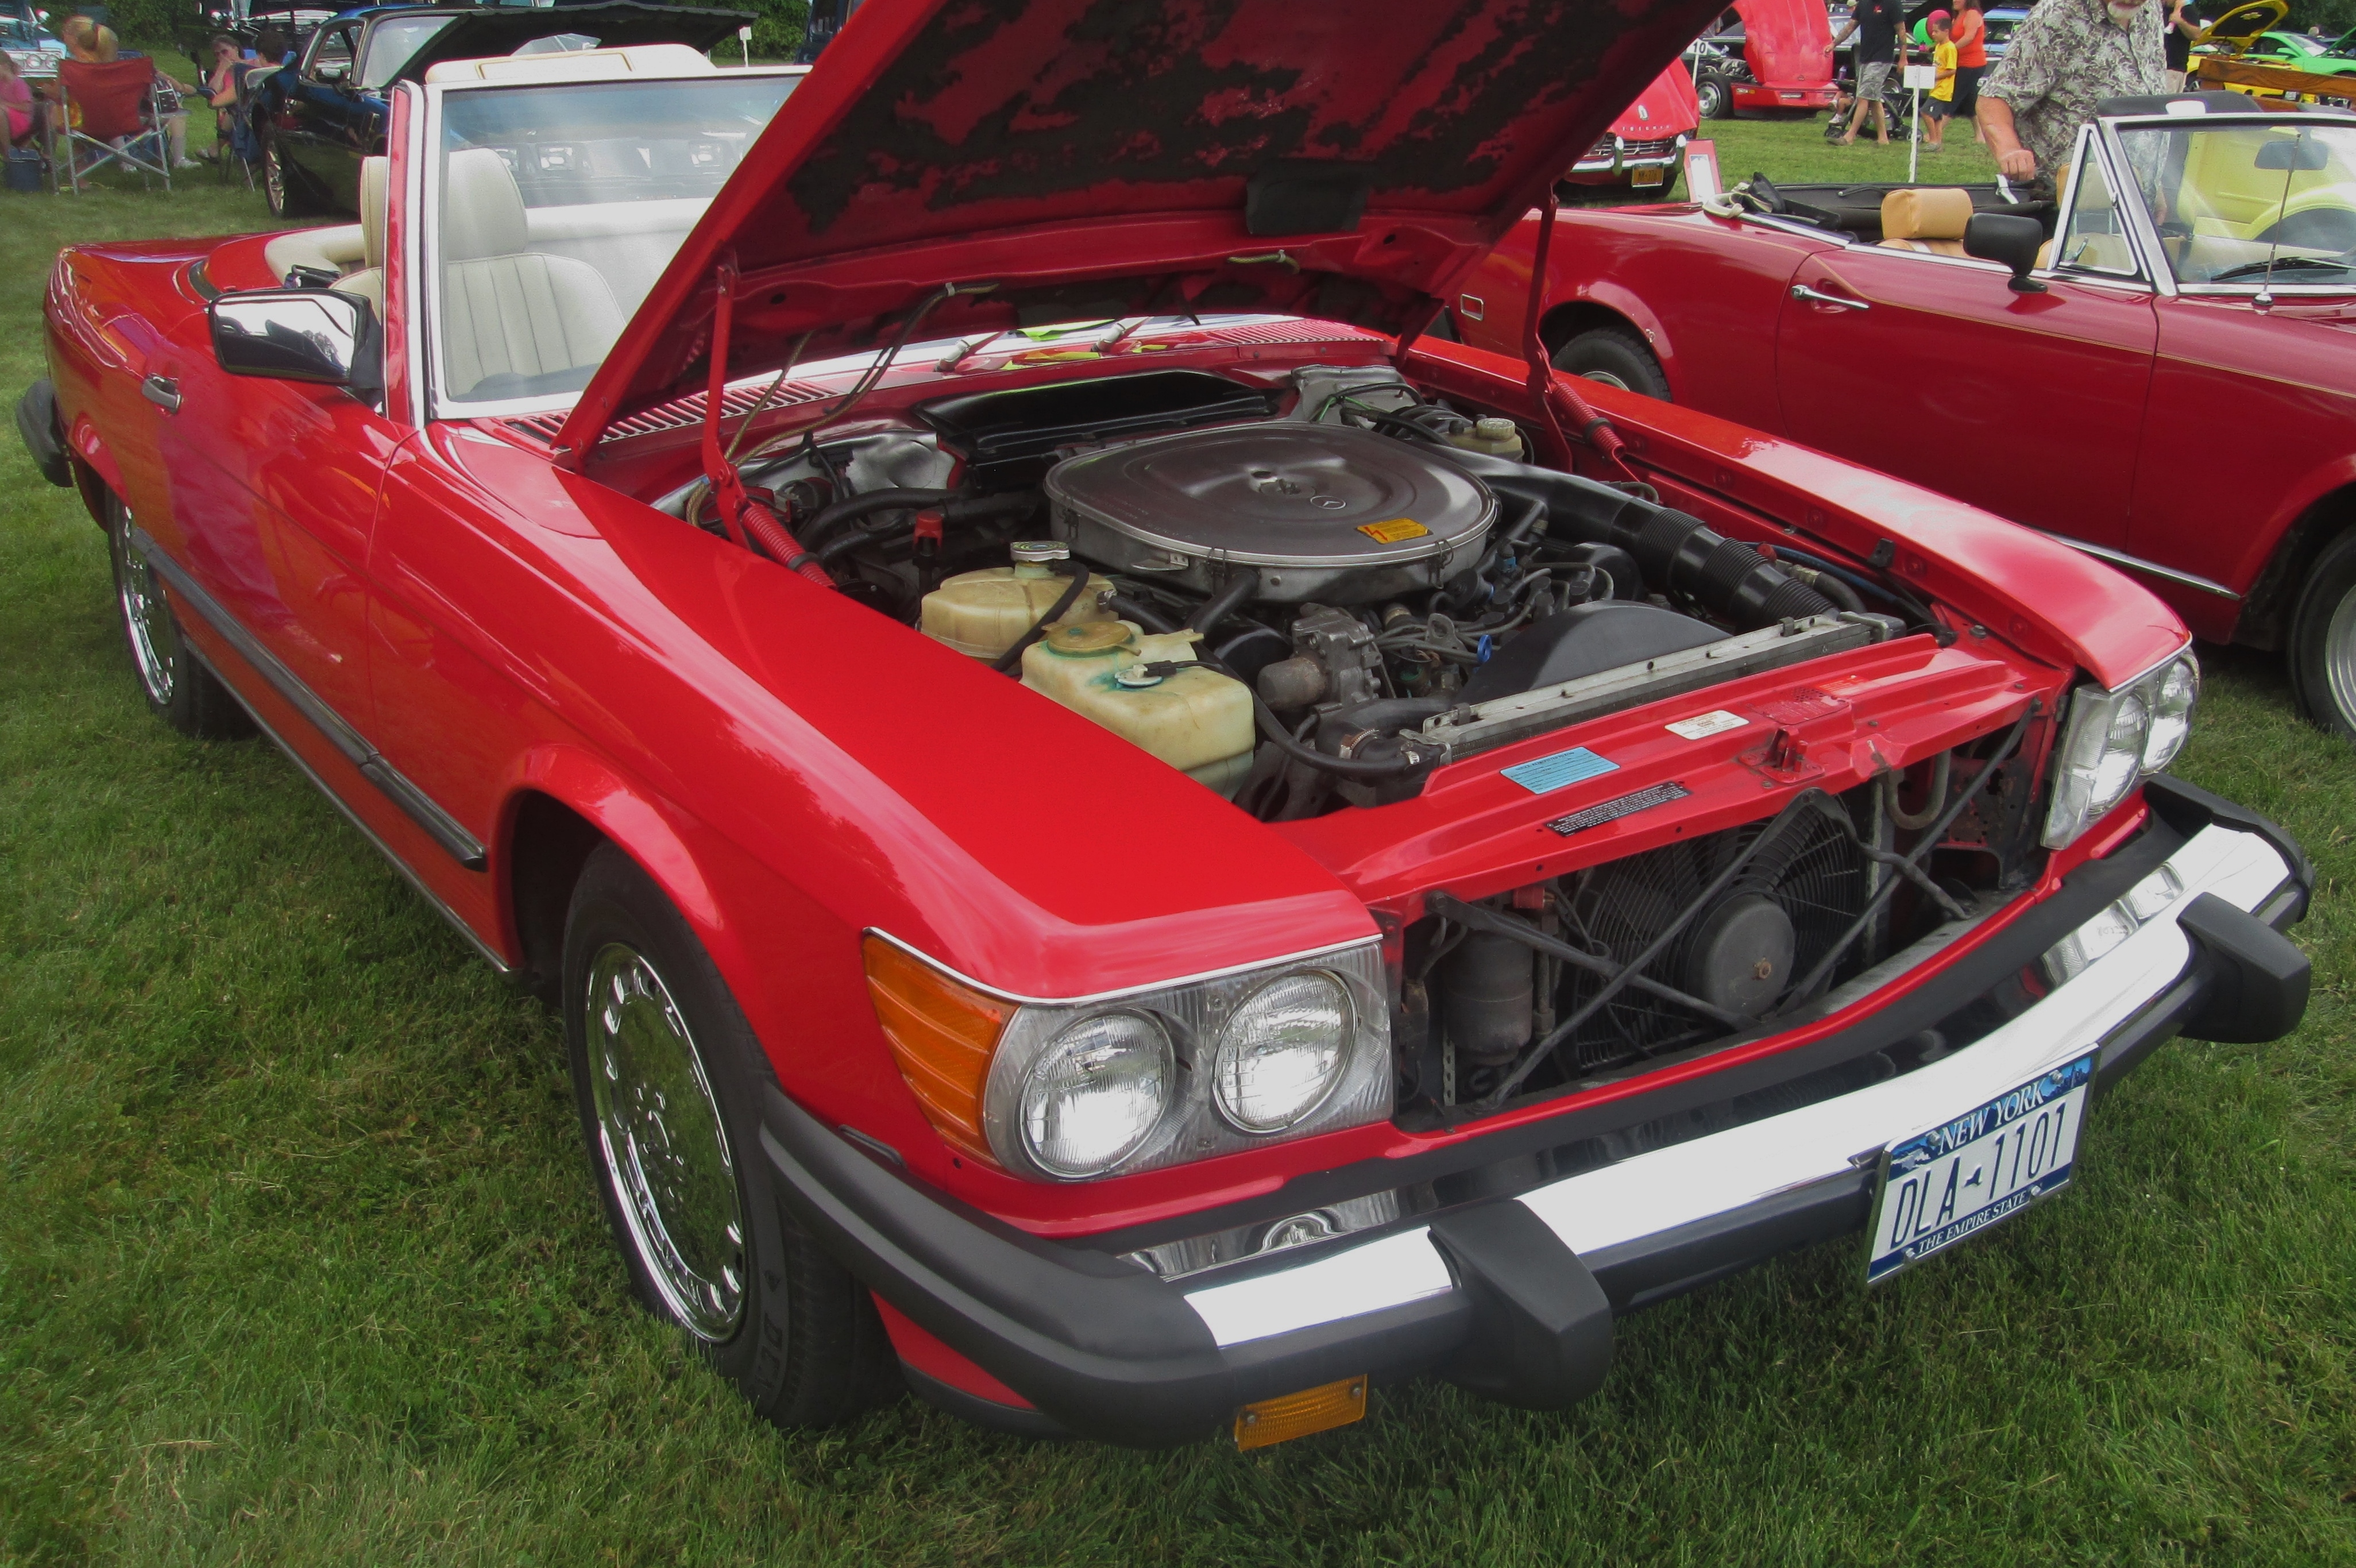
left=1519, top=195, right=1633, bottom=481
left=699, top=256, right=835, bottom=586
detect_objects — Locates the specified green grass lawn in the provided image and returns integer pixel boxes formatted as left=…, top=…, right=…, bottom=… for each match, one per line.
left=2, top=107, right=2352, bottom=1566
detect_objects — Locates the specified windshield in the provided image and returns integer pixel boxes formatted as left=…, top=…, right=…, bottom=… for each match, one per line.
left=2122, top=121, right=2356, bottom=287
left=358, top=14, right=455, bottom=90
left=431, top=72, right=800, bottom=411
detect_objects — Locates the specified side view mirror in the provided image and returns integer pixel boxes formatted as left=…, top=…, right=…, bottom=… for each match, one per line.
left=210, top=288, right=381, bottom=399
left=1965, top=213, right=2049, bottom=293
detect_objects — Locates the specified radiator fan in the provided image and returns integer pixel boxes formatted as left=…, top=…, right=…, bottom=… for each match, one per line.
left=1558, top=805, right=1868, bottom=1070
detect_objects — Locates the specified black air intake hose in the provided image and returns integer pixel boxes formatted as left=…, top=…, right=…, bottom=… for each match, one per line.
left=1439, top=450, right=1835, bottom=629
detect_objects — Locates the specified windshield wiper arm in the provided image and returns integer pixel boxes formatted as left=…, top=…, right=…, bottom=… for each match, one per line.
left=2209, top=254, right=2356, bottom=282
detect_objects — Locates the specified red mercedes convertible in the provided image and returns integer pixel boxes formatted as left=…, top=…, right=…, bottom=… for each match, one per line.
left=16, top=4, right=2311, bottom=1448
left=1455, top=93, right=2356, bottom=741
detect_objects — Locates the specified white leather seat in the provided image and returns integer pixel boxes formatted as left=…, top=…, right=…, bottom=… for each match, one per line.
left=333, top=154, right=389, bottom=313
left=1879, top=187, right=1975, bottom=257
left=437, top=147, right=623, bottom=395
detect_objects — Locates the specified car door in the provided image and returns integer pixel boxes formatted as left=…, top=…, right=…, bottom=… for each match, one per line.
left=1774, top=157, right=2158, bottom=550
left=141, top=302, right=400, bottom=739
left=282, top=21, right=366, bottom=209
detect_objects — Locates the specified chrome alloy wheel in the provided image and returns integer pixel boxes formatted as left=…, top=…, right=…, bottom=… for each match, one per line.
left=584, top=943, right=746, bottom=1341
left=263, top=140, right=285, bottom=216
left=2327, top=580, right=2356, bottom=731
left=116, top=517, right=179, bottom=705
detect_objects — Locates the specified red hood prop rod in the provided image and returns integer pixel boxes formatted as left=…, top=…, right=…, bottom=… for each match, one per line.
left=1520, top=195, right=1634, bottom=480
left=700, top=256, right=833, bottom=586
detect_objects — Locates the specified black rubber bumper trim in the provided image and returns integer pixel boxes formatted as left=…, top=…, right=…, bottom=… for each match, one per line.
left=17, top=379, right=72, bottom=488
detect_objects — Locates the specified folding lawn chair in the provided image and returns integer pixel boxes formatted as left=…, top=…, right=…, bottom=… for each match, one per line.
left=215, top=63, right=261, bottom=190
left=53, top=56, right=172, bottom=195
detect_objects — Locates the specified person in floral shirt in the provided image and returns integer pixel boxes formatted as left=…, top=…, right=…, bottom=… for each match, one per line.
left=1977, top=0, right=2165, bottom=195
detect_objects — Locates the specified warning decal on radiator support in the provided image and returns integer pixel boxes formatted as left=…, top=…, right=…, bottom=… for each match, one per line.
left=1542, top=781, right=1692, bottom=837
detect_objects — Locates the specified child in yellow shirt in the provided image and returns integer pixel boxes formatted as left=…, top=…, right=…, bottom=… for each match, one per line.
left=1924, top=13, right=1959, bottom=150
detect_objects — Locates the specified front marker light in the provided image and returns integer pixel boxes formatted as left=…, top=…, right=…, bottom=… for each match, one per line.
left=2042, top=651, right=2200, bottom=851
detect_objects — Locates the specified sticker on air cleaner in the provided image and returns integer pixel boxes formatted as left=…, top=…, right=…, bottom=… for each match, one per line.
left=1501, top=746, right=1619, bottom=794
left=1543, top=781, right=1693, bottom=837
left=1356, top=517, right=1429, bottom=543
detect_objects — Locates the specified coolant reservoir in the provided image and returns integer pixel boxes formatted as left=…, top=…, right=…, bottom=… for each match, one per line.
left=1021, top=621, right=1256, bottom=797
left=920, top=541, right=1114, bottom=660
left=1445, top=416, right=1524, bottom=457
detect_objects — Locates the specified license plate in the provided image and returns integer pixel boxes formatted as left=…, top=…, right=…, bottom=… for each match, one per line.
left=1864, top=1052, right=2096, bottom=1284
left=1630, top=167, right=1667, bottom=186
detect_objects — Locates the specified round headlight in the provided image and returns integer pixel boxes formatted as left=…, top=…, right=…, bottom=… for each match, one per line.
left=2142, top=656, right=2199, bottom=772
left=2091, top=690, right=2149, bottom=812
left=1018, top=1011, right=1172, bottom=1177
left=1213, top=971, right=1353, bottom=1134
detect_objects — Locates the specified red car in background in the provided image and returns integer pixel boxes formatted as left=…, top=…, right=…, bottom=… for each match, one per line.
left=16, top=4, right=2311, bottom=1452
left=1692, top=0, right=1840, bottom=121
left=1457, top=94, right=2356, bottom=741
left=1561, top=62, right=1700, bottom=202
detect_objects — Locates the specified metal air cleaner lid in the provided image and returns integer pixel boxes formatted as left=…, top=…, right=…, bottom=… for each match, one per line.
left=1045, top=422, right=1496, bottom=569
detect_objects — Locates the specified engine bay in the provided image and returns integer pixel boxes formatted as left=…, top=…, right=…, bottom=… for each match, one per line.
left=666, top=361, right=1917, bottom=825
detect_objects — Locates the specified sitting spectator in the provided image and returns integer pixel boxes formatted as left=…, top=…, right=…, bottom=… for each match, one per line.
left=88, top=24, right=199, bottom=167
left=2, top=49, right=38, bottom=151
left=57, top=13, right=99, bottom=61
left=206, top=32, right=240, bottom=150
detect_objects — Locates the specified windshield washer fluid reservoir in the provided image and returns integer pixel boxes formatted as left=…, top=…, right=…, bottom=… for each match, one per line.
left=920, top=544, right=1114, bottom=660
left=1021, top=621, right=1254, bottom=796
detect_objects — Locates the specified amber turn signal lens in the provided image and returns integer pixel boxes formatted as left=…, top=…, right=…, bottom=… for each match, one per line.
left=1233, top=1375, right=1368, bottom=1451
left=863, top=936, right=1009, bottom=1165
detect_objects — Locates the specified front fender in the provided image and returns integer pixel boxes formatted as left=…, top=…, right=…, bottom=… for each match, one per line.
left=1565, top=278, right=1680, bottom=388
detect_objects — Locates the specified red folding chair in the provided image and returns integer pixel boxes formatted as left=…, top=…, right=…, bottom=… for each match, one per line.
left=53, top=57, right=172, bottom=195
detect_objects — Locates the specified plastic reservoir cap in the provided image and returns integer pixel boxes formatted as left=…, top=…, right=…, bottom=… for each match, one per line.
left=1043, top=621, right=1134, bottom=656
left=1010, top=540, right=1071, bottom=562
left=1474, top=417, right=1517, bottom=440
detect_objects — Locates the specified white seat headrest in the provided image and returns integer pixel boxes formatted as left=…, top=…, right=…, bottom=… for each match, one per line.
left=442, top=147, right=528, bottom=261
left=360, top=155, right=389, bottom=269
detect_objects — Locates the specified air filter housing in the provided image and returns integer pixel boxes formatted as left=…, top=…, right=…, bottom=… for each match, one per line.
left=1045, top=422, right=1496, bottom=603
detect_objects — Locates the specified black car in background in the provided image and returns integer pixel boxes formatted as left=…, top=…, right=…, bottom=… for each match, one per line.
left=257, top=0, right=751, bottom=217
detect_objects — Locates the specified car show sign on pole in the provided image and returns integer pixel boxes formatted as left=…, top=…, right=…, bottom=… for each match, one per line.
left=1902, top=62, right=1936, bottom=183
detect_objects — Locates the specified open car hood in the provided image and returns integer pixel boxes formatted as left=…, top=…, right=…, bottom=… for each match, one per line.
left=383, top=1, right=754, bottom=86
left=1736, top=0, right=1833, bottom=88
left=561, top=0, right=1725, bottom=466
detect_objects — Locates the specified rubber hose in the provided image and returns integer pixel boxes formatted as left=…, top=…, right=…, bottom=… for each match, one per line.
left=1314, top=697, right=1450, bottom=757
left=1179, top=656, right=1429, bottom=778
left=991, top=559, right=1095, bottom=675
left=1883, top=749, right=1952, bottom=832
left=1793, top=565, right=1867, bottom=614
left=1106, top=593, right=1180, bottom=634
left=1433, top=450, right=1834, bottom=630
left=1187, top=571, right=1260, bottom=637
left=810, top=490, right=1033, bottom=566
left=795, top=486, right=957, bottom=555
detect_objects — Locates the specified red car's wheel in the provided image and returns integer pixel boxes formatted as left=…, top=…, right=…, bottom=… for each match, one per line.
left=561, top=844, right=901, bottom=1426
left=1553, top=325, right=1670, bottom=401
left=105, top=494, right=250, bottom=741
left=2289, top=529, right=2356, bottom=742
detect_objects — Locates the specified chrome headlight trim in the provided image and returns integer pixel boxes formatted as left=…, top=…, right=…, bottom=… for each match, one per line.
left=979, top=941, right=1391, bottom=1183
left=2042, top=647, right=2200, bottom=851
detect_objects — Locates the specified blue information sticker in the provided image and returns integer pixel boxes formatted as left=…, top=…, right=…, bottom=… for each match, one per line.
left=1500, top=746, right=1619, bottom=795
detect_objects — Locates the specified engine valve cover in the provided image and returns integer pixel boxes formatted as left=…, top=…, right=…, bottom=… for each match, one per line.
left=1046, top=422, right=1496, bottom=603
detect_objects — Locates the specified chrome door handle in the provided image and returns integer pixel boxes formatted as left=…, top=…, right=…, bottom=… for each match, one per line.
left=141, top=374, right=182, bottom=412
left=1790, top=284, right=1870, bottom=310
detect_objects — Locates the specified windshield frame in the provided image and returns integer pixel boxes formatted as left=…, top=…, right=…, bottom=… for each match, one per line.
left=418, top=66, right=808, bottom=423
left=2103, top=107, right=2356, bottom=298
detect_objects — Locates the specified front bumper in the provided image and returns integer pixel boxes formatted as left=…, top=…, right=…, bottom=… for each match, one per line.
left=764, top=779, right=2309, bottom=1446
left=1566, top=133, right=1687, bottom=180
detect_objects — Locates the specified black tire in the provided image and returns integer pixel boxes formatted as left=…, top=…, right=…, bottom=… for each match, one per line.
left=106, top=494, right=252, bottom=740
left=561, top=844, right=901, bottom=1427
left=1698, top=72, right=1732, bottom=120
left=261, top=134, right=319, bottom=220
left=1552, top=325, right=1671, bottom=401
left=2287, top=530, right=2356, bottom=742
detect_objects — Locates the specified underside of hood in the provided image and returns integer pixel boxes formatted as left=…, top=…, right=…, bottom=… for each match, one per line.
left=562, top=0, right=1725, bottom=467
left=1736, top=0, right=1833, bottom=88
